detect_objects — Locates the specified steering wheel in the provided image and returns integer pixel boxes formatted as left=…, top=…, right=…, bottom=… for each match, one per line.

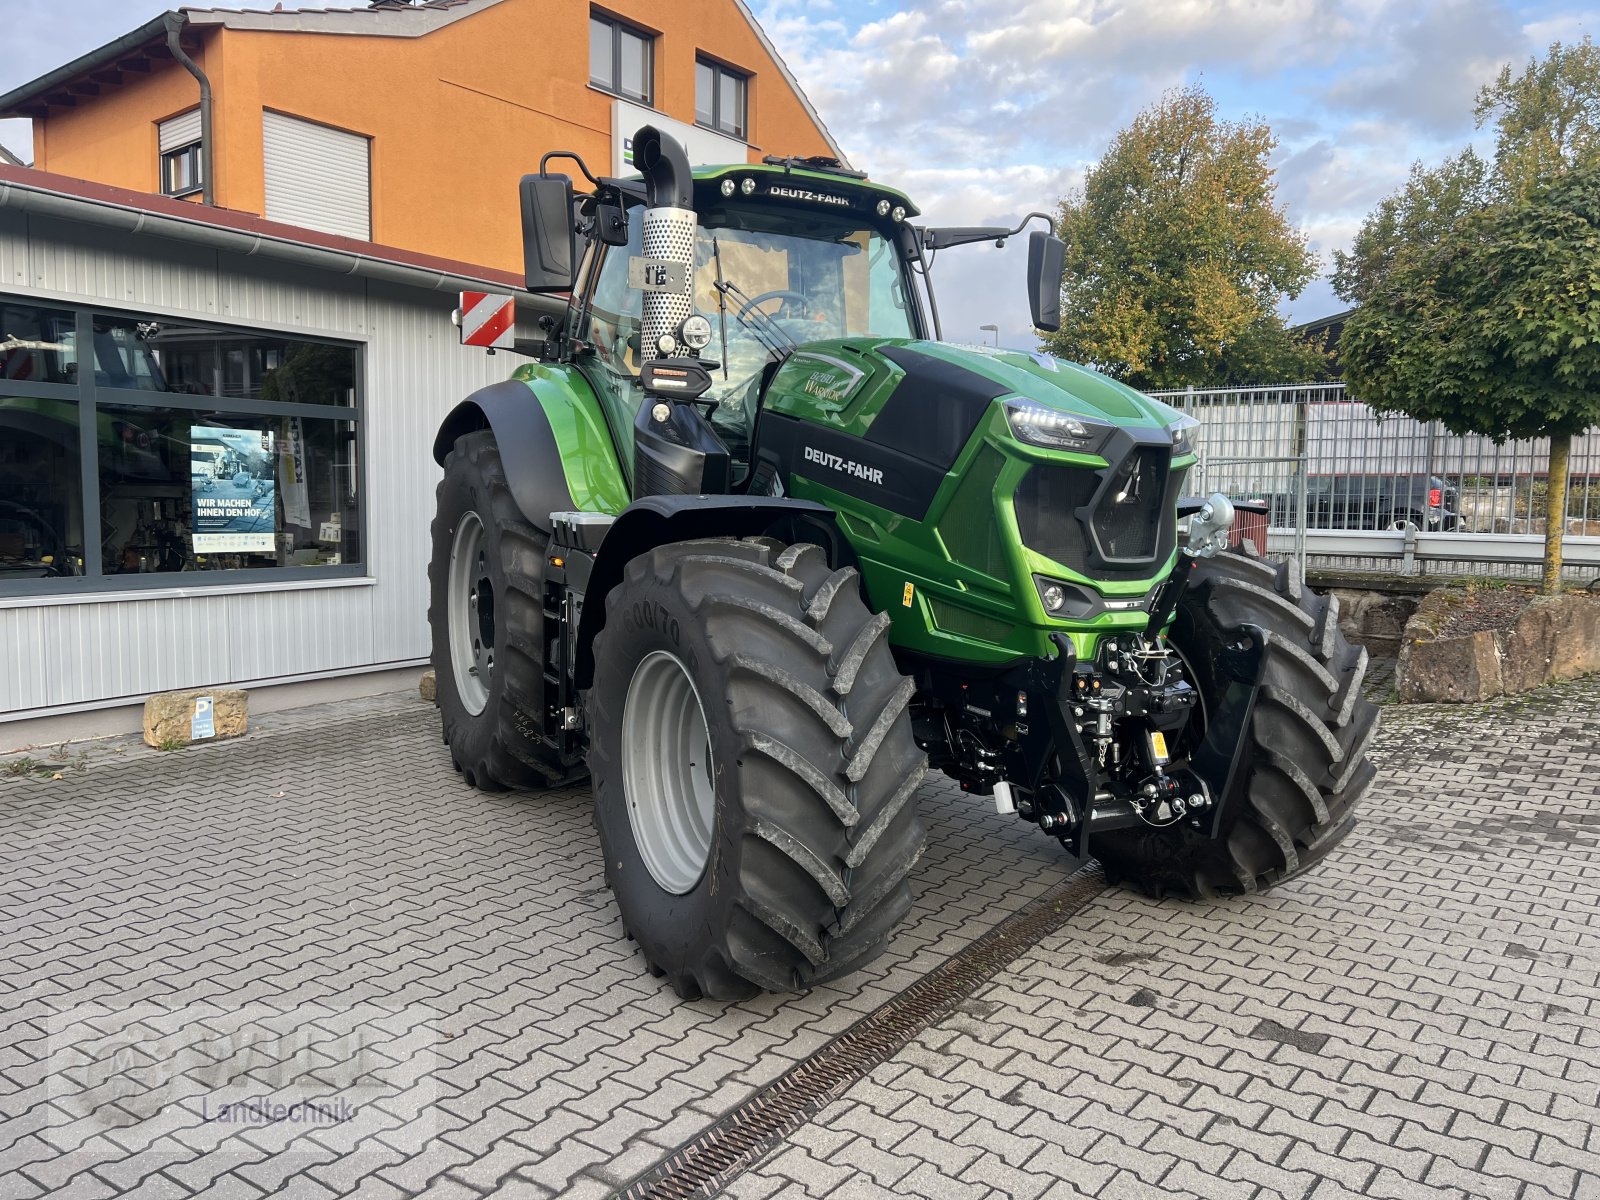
left=736, top=290, right=812, bottom=322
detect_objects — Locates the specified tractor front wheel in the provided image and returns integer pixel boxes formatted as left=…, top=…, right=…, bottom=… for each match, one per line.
left=1093, top=552, right=1379, bottom=897
left=588, top=538, right=928, bottom=999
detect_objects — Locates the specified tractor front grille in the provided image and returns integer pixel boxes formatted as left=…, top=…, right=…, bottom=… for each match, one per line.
left=1013, top=464, right=1099, bottom=575
left=1092, top=446, right=1169, bottom=561
left=1013, top=445, right=1183, bottom=580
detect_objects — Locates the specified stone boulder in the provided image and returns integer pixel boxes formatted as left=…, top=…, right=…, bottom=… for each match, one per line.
left=1330, top=588, right=1421, bottom=656
left=143, top=688, right=248, bottom=748
left=419, top=669, right=437, bottom=702
left=1398, top=590, right=1600, bottom=703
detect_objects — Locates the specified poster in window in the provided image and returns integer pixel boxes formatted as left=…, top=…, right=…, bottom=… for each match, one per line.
left=190, top=425, right=277, bottom=552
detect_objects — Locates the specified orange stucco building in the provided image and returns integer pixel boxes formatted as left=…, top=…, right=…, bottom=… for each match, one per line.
left=0, top=0, right=843, bottom=273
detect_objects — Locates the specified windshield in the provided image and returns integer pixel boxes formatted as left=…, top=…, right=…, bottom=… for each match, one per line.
left=581, top=202, right=917, bottom=469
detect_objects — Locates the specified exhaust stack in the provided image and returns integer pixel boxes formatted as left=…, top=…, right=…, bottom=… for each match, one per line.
left=633, top=126, right=697, bottom=361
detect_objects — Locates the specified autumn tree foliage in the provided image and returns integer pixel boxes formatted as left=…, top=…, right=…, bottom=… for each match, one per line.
left=1340, top=38, right=1600, bottom=592
left=1042, top=86, right=1325, bottom=390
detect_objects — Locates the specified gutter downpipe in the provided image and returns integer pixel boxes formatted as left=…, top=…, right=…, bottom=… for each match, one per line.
left=164, top=13, right=214, bottom=206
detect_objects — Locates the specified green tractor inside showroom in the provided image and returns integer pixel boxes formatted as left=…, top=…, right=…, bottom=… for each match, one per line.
left=427, top=127, right=1378, bottom=1000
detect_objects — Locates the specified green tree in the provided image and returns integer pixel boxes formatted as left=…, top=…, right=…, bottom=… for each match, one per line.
left=1042, top=85, right=1325, bottom=389
left=1339, top=38, right=1600, bottom=593
left=1330, top=150, right=1492, bottom=305
left=1476, top=37, right=1600, bottom=191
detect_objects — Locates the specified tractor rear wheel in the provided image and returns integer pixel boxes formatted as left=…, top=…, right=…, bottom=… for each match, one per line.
left=587, top=537, right=928, bottom=999
left=428, top=430, right=578, bottom=791
left=1093, top=551, right=1379, bottom=897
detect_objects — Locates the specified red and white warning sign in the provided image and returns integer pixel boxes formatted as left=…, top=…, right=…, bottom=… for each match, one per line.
left=458, top=291, right=517, bottom=349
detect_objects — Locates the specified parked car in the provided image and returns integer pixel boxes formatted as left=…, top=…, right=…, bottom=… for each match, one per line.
left=1268, top=474, right=1459, bottom=531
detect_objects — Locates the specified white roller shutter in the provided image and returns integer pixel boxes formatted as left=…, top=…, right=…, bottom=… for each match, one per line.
left=158, top=109, right=202, bottom=153
left=262, top=110, right=371, bottom=241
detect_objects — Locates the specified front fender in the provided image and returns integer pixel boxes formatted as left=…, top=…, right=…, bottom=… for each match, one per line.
left=573, top=495, right=846, bottom=689
left=432, top=367, right=629, bottom=533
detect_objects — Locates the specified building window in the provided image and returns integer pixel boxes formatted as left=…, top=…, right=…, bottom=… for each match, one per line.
left=696, top=57, right=748, bottom=140
left=162, top=144, right=203, bottom=197
left=589, top=11, right=653, bottom=104
left=158, top=109, right=204, bottom=198
left=0, top=297, right=364, bottom=594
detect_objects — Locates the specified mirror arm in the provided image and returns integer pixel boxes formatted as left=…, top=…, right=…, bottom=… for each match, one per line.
left=538, top=150, right=600, bottom=189
left=922, top=211, right=1057, bottom=251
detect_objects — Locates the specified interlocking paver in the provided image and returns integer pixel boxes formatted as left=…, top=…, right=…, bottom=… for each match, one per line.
left=730, top=676, right=1600, bottom=1199
left=6, top=673, right=1600, bottom=1200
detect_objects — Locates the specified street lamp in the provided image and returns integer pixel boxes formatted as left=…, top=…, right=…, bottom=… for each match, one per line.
left=979, top=323, right=999, bottom=347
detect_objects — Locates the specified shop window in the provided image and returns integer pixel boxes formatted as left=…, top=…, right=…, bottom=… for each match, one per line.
left=98, top=407, right=358, bottom=576
left=695, top=57, right=748, bottom=140
left=590, top=11, right=653, bottom=104
left=0, top=301, right=77, bottom=384
left=0, top=295, right=363, bottom=594
left=94, top=315, right=357, bottom=406
left=0, top=395, right=84, bottom=581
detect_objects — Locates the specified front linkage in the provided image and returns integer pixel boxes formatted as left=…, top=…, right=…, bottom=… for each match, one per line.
left=910, top=495, right=1267, bottom=860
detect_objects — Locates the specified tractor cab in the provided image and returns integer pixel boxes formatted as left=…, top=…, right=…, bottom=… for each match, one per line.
left=572, top=162, right=925, bottom=481
left=519, top=128, right=1062, bottom=499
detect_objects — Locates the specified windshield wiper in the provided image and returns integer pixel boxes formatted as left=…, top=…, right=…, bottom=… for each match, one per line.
left=711, top=272, right=797, bottom=359
left=711, top=238, right=731, bottom=381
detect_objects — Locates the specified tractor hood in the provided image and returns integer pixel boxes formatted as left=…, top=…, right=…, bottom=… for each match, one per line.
left=885, top=340, right=1179, bottom=430
left=760, top=336, right=1193, bottom=528
left=764, top=336, right=1181, bottom=448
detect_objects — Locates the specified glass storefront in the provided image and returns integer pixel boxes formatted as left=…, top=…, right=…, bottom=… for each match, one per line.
left=0, top=298, right=363, bottom=593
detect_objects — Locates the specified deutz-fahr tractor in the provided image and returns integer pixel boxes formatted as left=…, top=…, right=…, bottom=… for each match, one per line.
left=427, top=127, right=1378, bottom=1000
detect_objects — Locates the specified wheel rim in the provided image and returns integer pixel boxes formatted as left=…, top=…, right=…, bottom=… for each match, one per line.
left=621, top=650, right=716, bottom=895
left=1165, top=633, right=1211, bottom=756
left=447, top=511, right=494, bottom=716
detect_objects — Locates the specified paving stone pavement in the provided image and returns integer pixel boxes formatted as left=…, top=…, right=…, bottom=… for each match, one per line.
left=1, top=674, right=1596, bottom=1200
left=726, top=675, right=1600, bottom=1200
left=0, top=688, right=1073, bottom=1200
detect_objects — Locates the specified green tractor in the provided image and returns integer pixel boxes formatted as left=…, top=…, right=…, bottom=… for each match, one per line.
left=428, top=127, right=1378, bottom=1000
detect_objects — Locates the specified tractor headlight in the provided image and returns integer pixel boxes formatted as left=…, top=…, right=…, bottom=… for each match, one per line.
left=1004, top=401, right=1109, bottom=454
left=1168, top=414, right=1201, bottom=458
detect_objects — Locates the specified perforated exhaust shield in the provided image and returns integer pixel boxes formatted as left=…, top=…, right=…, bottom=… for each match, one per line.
left=641, top=205, right=697, bottom=359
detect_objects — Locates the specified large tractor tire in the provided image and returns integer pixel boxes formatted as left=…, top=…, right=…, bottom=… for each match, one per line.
left=428, top=430, right=577, bottom=791
left=1094, top=551, right=1378, bottom=898
left=587, top=537, right=928, bottom=1000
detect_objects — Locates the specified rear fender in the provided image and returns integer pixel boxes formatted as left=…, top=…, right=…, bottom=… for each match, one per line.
left=432, top=371, right=628, bottom=533
left=573, top=495, right=849, bottom=689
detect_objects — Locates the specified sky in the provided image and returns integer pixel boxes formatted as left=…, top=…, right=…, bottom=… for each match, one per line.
left=2, top=0, right=1594, bottom=349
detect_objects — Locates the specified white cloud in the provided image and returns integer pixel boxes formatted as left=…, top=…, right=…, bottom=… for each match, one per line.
left=1320, top=0, right=1531, bottom=135
left=761, top=0, right=1558, bottom=331
left=1522, top=12, right=1596, bottom=45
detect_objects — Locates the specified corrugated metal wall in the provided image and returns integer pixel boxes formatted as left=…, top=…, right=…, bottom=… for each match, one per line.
left=0, top=207, right=517, bottom=719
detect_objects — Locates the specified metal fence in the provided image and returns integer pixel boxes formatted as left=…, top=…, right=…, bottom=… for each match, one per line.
left=1154, top=383, right=1600, bottom=585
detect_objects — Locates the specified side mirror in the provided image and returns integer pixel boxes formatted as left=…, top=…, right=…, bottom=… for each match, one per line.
left=1027, top=230, right=1065, bottom=332
left=594, top=199, right=629, bottom=247
left=520, top=173, right=577, bottom=292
